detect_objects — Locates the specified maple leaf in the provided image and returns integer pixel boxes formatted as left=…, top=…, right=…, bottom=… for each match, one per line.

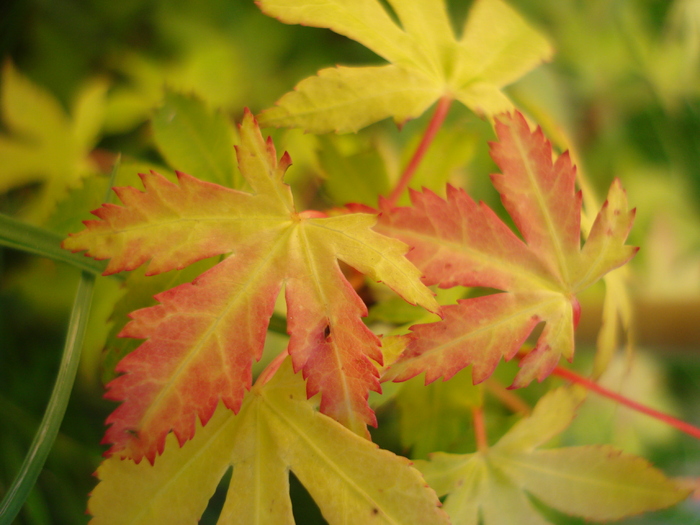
left=63, top=110, right=438, bottom=463
left=88, top=358, right=450, bottom=525
left=151, top=90, right=241, bottom=189
left=378, top=111, right=638, bottom=388
left=417, top=387, right=690, bottom=524
left=0, top=61, right=107, bottom=223
left=256, top=0, right=552, bottom=132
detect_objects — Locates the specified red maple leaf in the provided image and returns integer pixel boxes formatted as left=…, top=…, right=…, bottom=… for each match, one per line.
left=377, top=111, right=637, bottom=388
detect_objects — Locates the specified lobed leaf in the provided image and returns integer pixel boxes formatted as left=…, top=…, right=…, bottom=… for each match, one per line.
left=418, top=388, right=689, bottom=524
left=257, top=0, right=552, bottom=133
left=382, top=292, right=573, bottom=386
left=88, top=359, right=450, bottom=525
left=379, top=111, right=637, bottom=388
left=151, top=90, right=241, bottom=188
left=0, top=61, right=107, bottom=223
left=63, top=110, right=438, bottom=462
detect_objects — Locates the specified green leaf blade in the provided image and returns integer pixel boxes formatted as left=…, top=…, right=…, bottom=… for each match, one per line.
left=152, top=91, right=239, bottom=188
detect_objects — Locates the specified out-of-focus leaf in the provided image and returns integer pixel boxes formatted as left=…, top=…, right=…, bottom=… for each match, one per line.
left=397, top=367, right=483, bottom=459
left=395, top=126, right=477, bottom=206
left=102, top=22, right=246, bottom=134
left=419, top=387, right=690, bottom=524
left=152, top=91, right=241, bottom=188
left=566, top=352, right=678, bottom=455
left=0, top=61, right=106, bottom=223
left=318, top=135, right=390, bottom=207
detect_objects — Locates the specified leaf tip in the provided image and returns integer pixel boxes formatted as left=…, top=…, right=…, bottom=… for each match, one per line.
left=280, top=150, right=293, bottom=171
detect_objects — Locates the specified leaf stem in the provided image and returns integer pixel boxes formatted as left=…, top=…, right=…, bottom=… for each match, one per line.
left=485, top=379, right=531, bottom=416
left=472, top=406, right=488, bottom=452
left=552, top=365, right=700, bottom=441
left=0, top=271, right=95, bottom=524
left=386, top=96, right=453, bottom=207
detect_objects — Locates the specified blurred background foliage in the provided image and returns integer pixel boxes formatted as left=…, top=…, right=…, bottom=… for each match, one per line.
left=0, top=0, right=699, bottom=523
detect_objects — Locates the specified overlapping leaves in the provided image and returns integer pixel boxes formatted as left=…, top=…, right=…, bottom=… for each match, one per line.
left=63, top=110, right=438, bottom=463
left=378, top=111, right=638, bottom=387
left=89, top=359, right=449, bottom=524
left=257, top=0, right=552, bottom=132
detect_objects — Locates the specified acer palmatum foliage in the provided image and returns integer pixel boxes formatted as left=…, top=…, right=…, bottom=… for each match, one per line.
left=64, top=110, right=438, bottom=463
left=378, top=111, right=638, bottom=388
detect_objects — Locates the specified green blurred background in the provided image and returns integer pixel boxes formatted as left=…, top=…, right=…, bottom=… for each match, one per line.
left=0, top=0, right=699, bottom=523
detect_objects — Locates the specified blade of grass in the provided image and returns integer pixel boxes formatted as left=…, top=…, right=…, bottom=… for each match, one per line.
left=0, top=213, right=108, bottom=276
left=0, top=271, right=95, bottom=524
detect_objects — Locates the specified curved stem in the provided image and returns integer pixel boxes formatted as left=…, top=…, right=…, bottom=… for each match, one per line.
left=0, top=272, right=95, bottom=524
left=386, top=96, right=453, bottom=208
left=553, top=365, right=700, bottom=441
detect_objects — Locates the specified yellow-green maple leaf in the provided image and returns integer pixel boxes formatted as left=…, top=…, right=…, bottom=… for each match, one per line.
left=88, top=358, right=450, bottom=525
left=0, top=61, right=107, bottom=222
left=63, top=110, right=438, bottom=463
left=418, top=387, right=690, bottom=524
left=257, top=0, right=552, bottom=132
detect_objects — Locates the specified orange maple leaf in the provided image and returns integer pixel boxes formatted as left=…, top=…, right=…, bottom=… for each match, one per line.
left=64, top=110, right=438, bottom=463
left=378, top=111, right=637, bottom=388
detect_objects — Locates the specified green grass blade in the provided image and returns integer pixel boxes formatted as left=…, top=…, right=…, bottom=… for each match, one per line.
left=0, top=213, right=107, bottom=275
left=0, top=271, right=95, bottom=525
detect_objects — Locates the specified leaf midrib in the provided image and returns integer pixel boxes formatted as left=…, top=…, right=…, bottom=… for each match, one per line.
left=138, top=225, right=294, bottom=435
left=263, top=393, right=404, bottom=525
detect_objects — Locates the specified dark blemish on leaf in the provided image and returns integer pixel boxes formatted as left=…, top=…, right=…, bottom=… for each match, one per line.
left=324, top=325, right=331, bottom=339
left=372, top=508, right=379, bottom=516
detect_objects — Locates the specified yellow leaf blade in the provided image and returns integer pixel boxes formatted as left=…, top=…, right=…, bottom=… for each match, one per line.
left=259, top=65, right=441, bottom=133
left=88, top=360, right=449, bottom=524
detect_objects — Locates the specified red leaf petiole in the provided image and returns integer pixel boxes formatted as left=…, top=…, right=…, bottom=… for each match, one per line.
left=386, top=95, right=453, bottom=208
left=552, top=365, right=700, bottom=440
